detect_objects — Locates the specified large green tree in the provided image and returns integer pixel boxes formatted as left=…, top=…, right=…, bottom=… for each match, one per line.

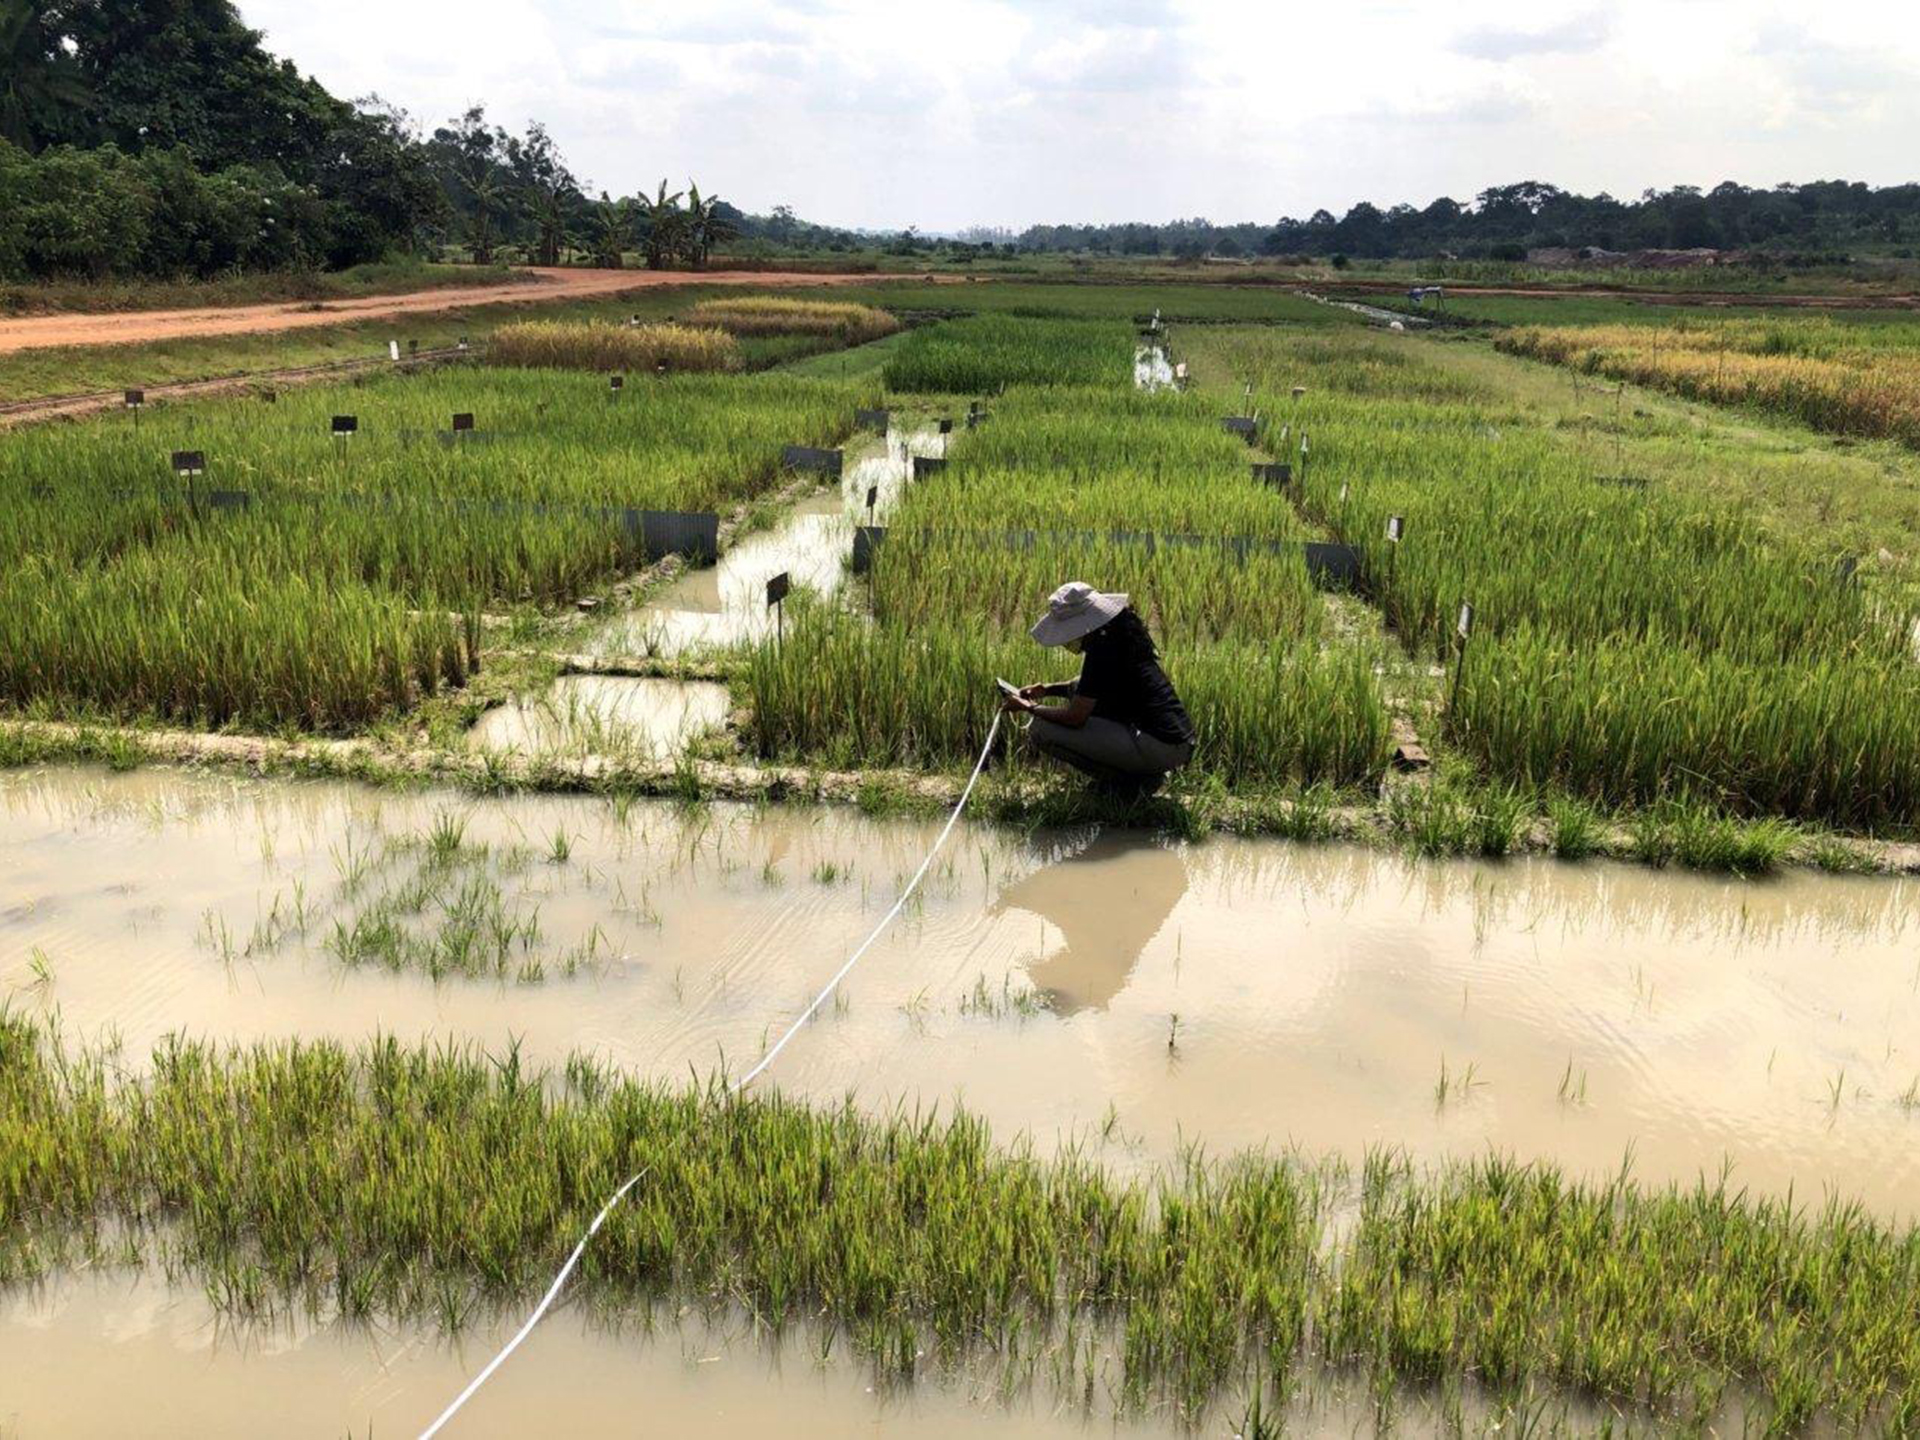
left=0, top=0, right=90, bottom=149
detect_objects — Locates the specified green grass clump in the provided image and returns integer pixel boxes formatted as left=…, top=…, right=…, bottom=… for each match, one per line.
left=882, top=315, right=1133, bottom=393
left=6, top=1018, right=1920, bottom=1430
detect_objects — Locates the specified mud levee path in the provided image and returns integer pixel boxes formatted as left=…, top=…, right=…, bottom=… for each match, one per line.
left=0, top=267, right=874, bottom=355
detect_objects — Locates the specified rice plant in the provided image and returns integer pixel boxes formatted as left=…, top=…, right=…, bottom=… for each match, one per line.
left=0, top=367, right=871, bottom=730
left=883, top=315, right=1134, bottom=393
left=682, top=296, right=900, bottom=344
left=738, top=356, right=1393, bottom=790
left=486, top=320, right=742, bottom=373
left=6, top=1017, right=1920, bottom=1432
left=1188, top=325, right=1920, bottom=830
left=1500, top=317, right=1920, bottom=449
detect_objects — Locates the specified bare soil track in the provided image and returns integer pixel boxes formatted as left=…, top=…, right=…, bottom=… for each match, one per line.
left=0, top=267, right=871, bottom=355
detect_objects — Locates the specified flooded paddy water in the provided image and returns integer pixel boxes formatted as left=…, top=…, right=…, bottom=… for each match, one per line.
left=586, top=426, right=945, bottom=660
left=4, top=763, right=1918, bottom=1434
left=4, top=764, right=1917, bottom=1208
left=467, top=675, right=731, bottom=759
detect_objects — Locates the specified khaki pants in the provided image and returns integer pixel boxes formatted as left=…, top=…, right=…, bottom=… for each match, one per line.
left=1027, top=716, right=1194, bottom=782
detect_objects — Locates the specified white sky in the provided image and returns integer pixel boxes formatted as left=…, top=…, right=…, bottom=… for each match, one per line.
left=241, top=0, right=1920, bottom=232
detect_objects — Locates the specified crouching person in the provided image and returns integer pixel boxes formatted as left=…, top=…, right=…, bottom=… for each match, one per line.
left=1004, top=582, right=1194, bottom=797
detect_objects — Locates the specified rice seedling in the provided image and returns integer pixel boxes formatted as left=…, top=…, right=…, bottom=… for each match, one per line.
left=682, top=296, right=900, bottom=344
left=486, top=320, right=742, bottom=373
left=9, top=1017, right=1920, bottom=1431
left=1546, top=795, right=1604, bottom=860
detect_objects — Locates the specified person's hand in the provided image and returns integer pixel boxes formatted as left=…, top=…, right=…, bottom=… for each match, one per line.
left=1002, top=692, right=1034, bottom=714
left=1017, top=683, right=1050, bottom=701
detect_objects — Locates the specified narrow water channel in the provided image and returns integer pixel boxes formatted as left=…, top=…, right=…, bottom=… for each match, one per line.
left=586, top=426, right=944, bottom=659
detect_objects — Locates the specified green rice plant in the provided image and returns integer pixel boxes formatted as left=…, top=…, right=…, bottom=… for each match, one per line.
left=1451, top=628, right=1920, bottom=828
left=0, top=367, right=870, bottom=729
left=1184, top=325, right=1920, bottom=830
left=740, top=345, right=1392, bottom=796
left=486, top=320, right=741, bottom=373
left=1545, top=794, right=1605, bottom=860
left=1614, top=800, right=1800, bottom=876
left=8, top=1017, right=1920, bottom=1430
left=683, top=297, right=900, bottom=344
left=883, top=315, right=1134, bottom=393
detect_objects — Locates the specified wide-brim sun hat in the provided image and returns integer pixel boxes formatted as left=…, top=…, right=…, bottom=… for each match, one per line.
left=1030, top=581, right=1129, bottom=647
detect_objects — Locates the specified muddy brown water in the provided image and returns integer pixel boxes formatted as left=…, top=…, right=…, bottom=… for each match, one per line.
left=0, top=1271, right=1608, bottom=1438
left=467, top=675, right=731, bottom=758
left=5, top=765, right=1917, bottom=1209
left=0, top=1272, right=1162, bottom=1439
left=3, top=765, right=1917, bottom=1433
left=586, top=428, right=944, bottom=658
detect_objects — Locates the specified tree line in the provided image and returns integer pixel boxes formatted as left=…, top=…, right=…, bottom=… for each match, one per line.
left=1001, top=181, right=1920, bottom=263
left=0, top=0, right=753, bottom=282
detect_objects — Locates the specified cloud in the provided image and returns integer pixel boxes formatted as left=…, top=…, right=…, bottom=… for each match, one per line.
left=1452, top=11, right=1610, bottom=61
left=1750, top=23, right=1912, bottom=116
left=237, top=0, right=1920, bottom=232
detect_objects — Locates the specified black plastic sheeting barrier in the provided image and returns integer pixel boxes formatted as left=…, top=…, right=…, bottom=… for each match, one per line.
left=911, top=455, right=947, bottom=480
left=854, top=408, right=890, bottom=432
left=1251, top=462, right=1292, bottom=486
left=851, top=524, right=1363, bottom=588
left=782, top=445, right=844, bottom=477
left=1221, top=416, right=1258, bottom=440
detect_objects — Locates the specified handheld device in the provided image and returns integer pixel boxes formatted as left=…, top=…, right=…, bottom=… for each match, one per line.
left=995, top=677, right=1022, bottom=701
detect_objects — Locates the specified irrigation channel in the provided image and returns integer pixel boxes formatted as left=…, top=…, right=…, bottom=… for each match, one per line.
left=468, top=426, right=947, bottom=760
left=3, top=763, right=1918, bottom=1431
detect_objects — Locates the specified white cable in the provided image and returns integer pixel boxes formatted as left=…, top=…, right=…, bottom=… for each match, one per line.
left=416, top=709, right=1005, bottom=1438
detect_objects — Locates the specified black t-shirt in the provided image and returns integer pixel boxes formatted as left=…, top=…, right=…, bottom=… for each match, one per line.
left=1075, top=610, right=1194, bottom=746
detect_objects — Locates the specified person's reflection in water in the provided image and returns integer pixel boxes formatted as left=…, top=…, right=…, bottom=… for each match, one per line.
left=992, top=830, right=1189, bottom=1014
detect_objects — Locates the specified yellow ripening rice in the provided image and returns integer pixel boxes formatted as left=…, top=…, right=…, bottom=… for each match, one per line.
left=486, top=321, right=741, bottom=373
left=683, top=296, right=900, bottom=343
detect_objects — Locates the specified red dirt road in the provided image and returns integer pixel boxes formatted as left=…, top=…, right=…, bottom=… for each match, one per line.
left=0, top=267, right=874, bottom=355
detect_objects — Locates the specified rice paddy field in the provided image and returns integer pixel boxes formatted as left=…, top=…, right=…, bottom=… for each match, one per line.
left=5, top=277, right=1920, bottom=1436
left=0, top=364, right=868, bottom=728
left=1499, top=315, right=1920, bottom=448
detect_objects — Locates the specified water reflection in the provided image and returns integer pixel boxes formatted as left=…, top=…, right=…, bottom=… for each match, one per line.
left=993, top=830, right=1188, bottom=1013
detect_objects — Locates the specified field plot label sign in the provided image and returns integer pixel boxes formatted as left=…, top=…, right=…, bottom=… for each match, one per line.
left=1449, top=601, right=1477, bottom=713
left=171, top=449, right=206, bottom=511
left=782, top=445, right=843, bottom=478
left=331, top=415, right=358, bottom=439
left=626, top=509, right=719, bottom=565
left=609, top=374, right=625, bottom=398
left=452, top=412, right=476, bottom=434
left=124, top=389, right=145, bottom=427
left=766, top=571, right=791, bottom=642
